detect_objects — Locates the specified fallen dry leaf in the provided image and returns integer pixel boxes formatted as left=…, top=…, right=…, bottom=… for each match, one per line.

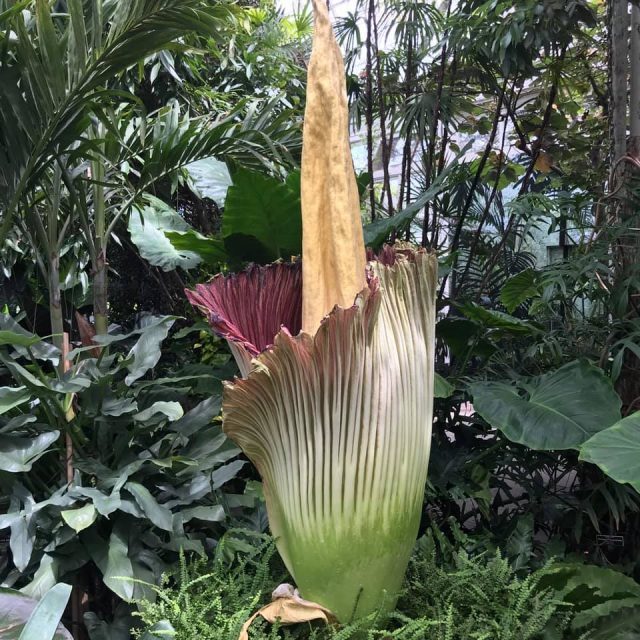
left=239, top=584, right=337, bottom=640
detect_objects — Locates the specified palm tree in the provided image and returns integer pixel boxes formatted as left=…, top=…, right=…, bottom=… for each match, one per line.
left=0, top=0, right=300, bottom=349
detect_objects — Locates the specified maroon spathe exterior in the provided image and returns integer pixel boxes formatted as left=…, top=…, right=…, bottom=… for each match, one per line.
left=185, top=246, right=419, bottom=354
left=186, top=262, right=303, bottom=356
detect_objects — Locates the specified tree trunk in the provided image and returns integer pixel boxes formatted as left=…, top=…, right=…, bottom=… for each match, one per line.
left=93, top=249, right=108, bottom=336
left=365, top=0, right=376, bottom=220
left=371, top=3, right=393, bottom=215
left=611, top=0, right=629, bottom=171
left=617, top=1, right=640, bottom=411
left=629, top=3, right=640, bottom=156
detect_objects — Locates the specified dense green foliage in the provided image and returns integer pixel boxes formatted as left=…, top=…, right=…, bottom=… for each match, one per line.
left=134, top=531, right=571, bottom=640
left=135, top=524, right=640, bottom=639
left=2, top=0, right=640, bottom=638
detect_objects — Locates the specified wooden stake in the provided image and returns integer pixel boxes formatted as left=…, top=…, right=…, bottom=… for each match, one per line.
left=62, top=333, right=74, bottom=483
left=62, top=333, right=84, bottom=640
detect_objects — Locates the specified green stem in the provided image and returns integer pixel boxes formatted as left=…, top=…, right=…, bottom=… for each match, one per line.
left=48, top=251, right=65, bottom=357
left=92, top=143, right=108, bottom=335
left=45, top=176, right=65, bottom=362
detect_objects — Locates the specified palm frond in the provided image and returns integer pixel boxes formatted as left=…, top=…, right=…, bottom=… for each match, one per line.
left=0, top=0, right=236, bottom=237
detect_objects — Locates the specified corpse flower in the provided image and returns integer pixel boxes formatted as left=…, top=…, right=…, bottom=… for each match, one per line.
left=186, top=0, right=436, bottom=623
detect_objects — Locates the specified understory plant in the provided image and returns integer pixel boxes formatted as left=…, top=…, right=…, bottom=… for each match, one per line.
left=186, top=0, right=436, bottom=622
left=0, top=313, right=252, bottom=633
left=134, top=530, right=577, bottom=640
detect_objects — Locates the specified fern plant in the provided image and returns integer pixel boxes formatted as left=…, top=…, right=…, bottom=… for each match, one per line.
left=134, top=529, right=573, bottom=640
left=400, top=534, right=570, bottom=640
left=133, top=533, right=280, bottom=640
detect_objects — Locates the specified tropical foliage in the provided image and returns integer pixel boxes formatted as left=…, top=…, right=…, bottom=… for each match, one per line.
left=2, top=0, right=640, bottom=638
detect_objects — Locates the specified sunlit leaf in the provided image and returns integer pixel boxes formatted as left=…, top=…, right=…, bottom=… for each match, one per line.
left=0, top=387, right=31, bottom=415
left=165, top=229, right=227, bottom=266
left=134, top=401, right=183, bottom=422
left=129, top=195, right=201, bottom=272
left=185, top=157, right=232, bottom=203
left=61, top=504, right=97, bottom=533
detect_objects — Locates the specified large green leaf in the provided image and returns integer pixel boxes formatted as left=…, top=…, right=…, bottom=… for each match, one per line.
left=71, top=488, right=121, bottom=518
left=9, top=514, right=34, bottom=572
left=0, top=386, right=31, bottom=414
left=210, top=460, right=246, bottom=490
left=457, top=302, right=541, bottom=335
left=434, top=373, right=454, bottom=398
left=124, top=482, right=173, bottom=532
left=0, top=585, right=72, bottom=640
left=83, top=527, right=135, bottom=601
left=124, top=316, right=175, bottom=386
left=170, top=396, right=221, bottom=437
left=164, top=229, right=227, bottom=266
left=436, top=318, right=496, bottom=359
left=139, top=621, right=176, bottom=640
left=580, top=412, right=640, bottom=491
left=180, top=505, right=224, bottom=523
left=0, top=329, right=40, bottom=348
left=539, top=562, right=640, bottom=632
left=505, top=514, right=533, bottom=571
left=586, top=608, right=640, bottom=639
left=20, top=555, right=59, bottom=600
left=129, top=195, right=201, bottom=272
left=0, top=431, right=60, bottom=472
left=18, top=582, right=72, bottom=640
left=500, top=268, right=540, bottom=313
left=470, top=361, right=621, bottom=450
left=222, top=168, right=302, bottom=261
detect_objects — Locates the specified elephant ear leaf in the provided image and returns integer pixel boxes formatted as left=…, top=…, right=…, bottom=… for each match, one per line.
left=129, top=195, right=201, bottom=272
left=222, top=169, right=302, bottom=262
left=580, top=412, right=640, bottom=491
left=470, top=360, right=621, bottom=451
left=500, top=268, right=540, bottom=313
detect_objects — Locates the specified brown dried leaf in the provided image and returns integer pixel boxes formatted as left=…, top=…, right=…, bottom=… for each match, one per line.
left=239, top=584, right=336, bottom=640
left=74, top=311, right=101, bottom=357
left=534, top=151, right=553, bottom=173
